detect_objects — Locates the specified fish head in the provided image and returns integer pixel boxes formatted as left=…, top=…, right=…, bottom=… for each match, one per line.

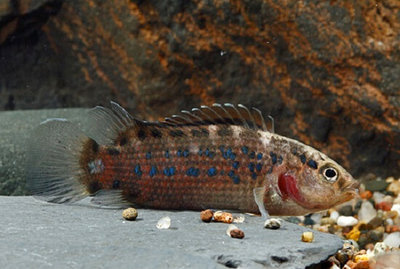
left=276, top=150, right=360, bottom=213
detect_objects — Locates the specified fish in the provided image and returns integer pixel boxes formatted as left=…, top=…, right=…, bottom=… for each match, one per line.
left=26, top=102, right=360, bottom=217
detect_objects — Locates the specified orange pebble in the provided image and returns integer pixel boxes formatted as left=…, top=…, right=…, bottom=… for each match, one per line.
left=346, top=260, right=370, bottom=269
left=360, top=190, right=372, bottom=199
left=375, top=201, right=392, bottom=211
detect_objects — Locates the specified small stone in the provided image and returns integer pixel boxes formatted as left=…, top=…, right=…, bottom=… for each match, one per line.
left=375, top=201, right=392, bottom=211
left=387, top=180, right=400, bottom=195
left=358, top=201, right=377, bottom=223
left=373, top=242, right=390, bottom=256
left=367, top=216, right=384, bottom=229
left=383, top=232, right=400, bottom=248
left=364, top=243, right=374, bottom=251
left=213, top=211, right=233, bottom=223
left=345, top=260, right=369, bottom=269
left=336, top=249, right=350, bottom=265
left=200, top=209, right=213, bottom=222
left=329, top=210, right=339, bottom=222
left=321, top=217, right=336, bottom=226
left=316, top=225, right=329, bottom=233
left=346, top=227, right=361, bottom=241
left=360, top=190, right=373, bottom=200
left=301, top=231, right=314, bottom=243
left=391, top=204, right=400, bottom=216
left=156, top=216, right=171, bottom=229
left=344, top=239, right=359, bottom=251
left=230, top=229, right=245, bottom=239
left=364, top=179, right=390, bottom=192
left=357, top=234, right=369, bottom=249
left=284, top=216, right=301, bottom=224
left=264, top=218, right=282, bottom=229
left=338, top=205, right=354, bottom=216
left=354, top=254, right=369, bottom=263
left=337, top=216, right=358, bottom=227
left=310, top=213, right=322, bottom=224
left=367, top=229, right=383, bottom=243
left=122, top=207, right=138, bottom=221
left=373, top=191, right=385, bottom=204
left=385, top=210, right=398, bottom=219
left=233, top=215, right=245, bottom=223
left=303, top=214, right=315, bottom=225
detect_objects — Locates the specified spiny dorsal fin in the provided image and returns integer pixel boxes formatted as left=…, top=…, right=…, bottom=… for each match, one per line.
left=161, top=103, right=274, bottom=132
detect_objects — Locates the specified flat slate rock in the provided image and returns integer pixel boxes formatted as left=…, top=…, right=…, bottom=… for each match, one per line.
left=0, top=196, right=343, bottom=268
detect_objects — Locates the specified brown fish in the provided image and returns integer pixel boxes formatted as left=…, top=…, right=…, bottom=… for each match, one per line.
left=26, top=102, right=359, bottom=217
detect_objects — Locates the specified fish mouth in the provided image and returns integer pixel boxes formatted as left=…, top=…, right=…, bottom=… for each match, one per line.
left=342, top=181, right=360, bottom=200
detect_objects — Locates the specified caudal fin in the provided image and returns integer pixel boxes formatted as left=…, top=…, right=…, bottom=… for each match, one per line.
left=26, top=119, right=91, bottom=203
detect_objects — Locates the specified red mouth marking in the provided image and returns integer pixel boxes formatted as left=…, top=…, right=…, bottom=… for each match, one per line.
left=278, top=173, right=304, bottom=204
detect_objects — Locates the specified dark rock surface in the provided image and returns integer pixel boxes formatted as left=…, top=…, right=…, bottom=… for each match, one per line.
left=0, top=196, right=343, bottom=268
left=0, top=1, right=399, bottom=178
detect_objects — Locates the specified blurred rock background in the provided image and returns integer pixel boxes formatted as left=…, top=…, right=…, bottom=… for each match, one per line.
left=0, top=0, right=399, bottom=182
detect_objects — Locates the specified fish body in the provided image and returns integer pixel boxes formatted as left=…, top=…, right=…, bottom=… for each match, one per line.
left=27, top=103, right=359, bottom=216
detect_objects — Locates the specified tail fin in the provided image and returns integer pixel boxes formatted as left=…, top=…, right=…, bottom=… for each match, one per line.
left=26, top=119, right=91, bottom=203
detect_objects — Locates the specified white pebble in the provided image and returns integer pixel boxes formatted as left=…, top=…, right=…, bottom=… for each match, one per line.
left=383, top=232, right=400, bottom=248
left=156, top=216, right=171, bottom=229
left=329, top=210, right=339, bottom=222
left=391, top=204, right=400, bottom=215
left=264, top=218, right=282, bottom=229
left=310, top=213, right=322, bottom=224
left=358, top=200, right=377, bottom=223
left=385, top=218, right=394, bottom=225
left=233, top=215, right=245, bottom=223
left=373, top=242, right=390, bottom=256
left=337, top=216, right=358, bottom=227
left=373, top=192, right=385, bottom=204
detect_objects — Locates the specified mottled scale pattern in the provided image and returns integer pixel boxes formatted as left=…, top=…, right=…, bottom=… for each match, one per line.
left=86, top=125, right=276, bottom=212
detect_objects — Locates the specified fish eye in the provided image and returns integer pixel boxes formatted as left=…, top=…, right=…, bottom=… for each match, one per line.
left=322, top=167, right=338, bottom=182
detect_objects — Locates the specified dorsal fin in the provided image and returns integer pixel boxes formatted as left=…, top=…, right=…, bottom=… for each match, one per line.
left=86, top=101, right=136, bottom=145
left=160, top=103, right=274, bottom=132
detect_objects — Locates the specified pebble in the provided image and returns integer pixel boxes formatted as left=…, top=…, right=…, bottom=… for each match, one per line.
left=233, top=215, right=245, bottom=223
left=387, top=180, right=400, bottom=195
left=321, top=217, right=336, bottom=226
left=200, top=209, right=213, bottom=222
left=364, top=179, right=389, bottom=192
left=358, top=200, right=377, bottom=223
left=303, top=214, right=315, bottom=226
left=367, top=216, right=384, bottom=229
left=338, top=205, right=354, bottom=216
left=372, top=242, right=389, bottom=256
left=337, top=216, right=358, bottom=227
left=213, top=211, right=233, bottom=223
left=329, top=210, right=339, bottom=222
left=301, top=231, right=314, bottom=243
left=375, top=201, right=392, bottom=211
left=345, top=260, right=370, bottom=269
left=383, top=232, right=400, bottom=248
left=122, top=207, right=138, bottom=221
left=264, top=218, right=282, bottom=229
left=372, top=192, right=385, bottom=204
left=156, top=216, right=171, bottom=229
left=284, top=216, right=301, bottom=224
left=346, top=227, right=361, bottom=241
left=360, top=190, right=372, bottom=200
left=226, top=224, right=245, bottom=239
left=391, top=204, right=400, bottom=216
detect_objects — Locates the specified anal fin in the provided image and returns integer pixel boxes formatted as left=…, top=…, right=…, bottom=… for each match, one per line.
left=253, top=187, right=270, bottom=219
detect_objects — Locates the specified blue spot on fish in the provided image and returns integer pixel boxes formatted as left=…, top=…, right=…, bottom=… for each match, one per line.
left=165, top=150, right=170, bottom=158
left=232, top=161, right=239, bottom=169
left=256, top=163, right=262, bottom=172
left=134, top=164, right=142, bottom=176
left=232, top=175, right=240, bottom=184
left=248, top=162, right=255, bottom=172
left=169, top=167, right=176, bottom=175
left=205, top=148, right=210, bottom=157
left=257, top=153, right=263, bottom=160
left=198, top=148, right=203, bottom=156
left=219, top=145, right=225, bottom=153
left=146, top=151, right=152, bottom=159
left=228, top=170, right=234, bottom=178
left=249, top=151, right=255, bottom=159
left=251, top=173, right=257, bottom=180
left=241, top=146, right=249, bottom=155
left=183, top=149, right=189, bottom=157
left=177, top=149, right=182, bottom=157
left=186, top=167, right=200, bottom=176
left=230, top=153, right=236, bottom=161
left=270, top=152, right=277, bottom=164
left=149, top=166, right=158, bottom=177
left=207, top=167, right=217, bottom=176
left=163, top=167, right=176, bottom=176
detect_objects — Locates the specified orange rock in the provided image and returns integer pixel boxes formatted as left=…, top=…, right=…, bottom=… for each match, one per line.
left=385, top=225, right=400, bottom=233
left=213, top=211, right=233, bottom=224
left=346, top=260, right=370, bottom=269
left=200, top=209, right=214, bottom=222
left=375, top=201, right=392, bottom=211
left=360, top=190, right=373, bottom=200
left=346, top=227, right=361, bottom=241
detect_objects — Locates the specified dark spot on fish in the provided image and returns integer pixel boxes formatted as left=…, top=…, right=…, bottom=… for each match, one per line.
left=277, top=155, right=283, bottom=165
left=217, top=127, right=233, bottom=137
left=270, top=152, right=277, bottom=164
left=291, top=148, right=298, bottom=156
left=134, top=164, right=142, bottom=176
left=232, top=161, right=239, bottom=169
left=177, top=149, right=182, bottom=157
left=169, top=130, right=184, bottom=137
left=151, top=129, right=162, bottom=138
left=186, top=167, right=200, bottom=177
left=256, top=163, right=262, bottom=172
left=200, top=128, right=209, bottom=137
left=257, top=153, right=263, bottom=160
left=146, top=151, right=152, bottom=159
left=165, top=150, right=170, bottom=158
left=91, top=139, right=99, bottom=153
left=307, top=159, right=318, bottom=169
left=232, top=175, right=240, bottom=184
left=119, top=136, right=128, bottom=146
left=183, top=149, right=189, bottom=157
left=251, top=173, right=257, bottom=180
left=228, top=170, right=234, bottom=178
left=248, top=162, right=255, bottom=172
left=267, top=166, right=273, bottom=174
left=198, top=148, right=203, bottom=156
left=137, top=129, right=146, bottom=141
left=149, top=166, right=158, bottom=177
left=220, top=170, right=225, bottom=175
left=112, top=179, right=120, bottom=189
left=88, top=181, right=100, bottom=193
left=107, top=148, right=120, bottom=156
left=163, top=167, right=176, bottom=176
left=299, top=153, right=306, bottom=164
left=241, top=146, right=249, bottom=155
left=207, top=167, right=217, bottom=176
left=249, top=151, right=255, bottom=159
